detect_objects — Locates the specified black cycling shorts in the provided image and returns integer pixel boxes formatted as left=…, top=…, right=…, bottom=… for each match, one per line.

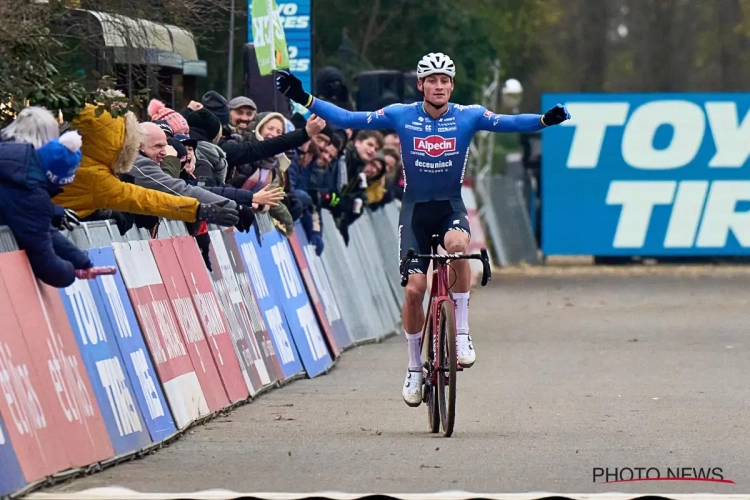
left=398, top=199, right=472, bottom=275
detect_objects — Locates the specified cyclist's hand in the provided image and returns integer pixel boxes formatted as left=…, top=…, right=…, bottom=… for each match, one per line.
left=541, top=103, right=571, bottom=126
left=305, top=114, right=326, bottom=137
left=276, top=70, right=311, bottom=105
left=253, top=185, right=285, bottom=206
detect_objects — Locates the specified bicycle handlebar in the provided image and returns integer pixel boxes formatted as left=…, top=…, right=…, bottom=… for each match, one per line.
left=399, top=248, right=492, bottom=288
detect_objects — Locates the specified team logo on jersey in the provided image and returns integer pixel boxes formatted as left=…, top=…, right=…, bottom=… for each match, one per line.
left=413, top=135, right=457, bottom=157
left=483, top=110, right=493, bottom=118
left=377, top=109, right=385, bottom=116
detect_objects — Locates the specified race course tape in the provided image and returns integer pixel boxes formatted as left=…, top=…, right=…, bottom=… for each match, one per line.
left=0, top=211, right=407, bottom=499
left=24, top=488, right=750, bottom=500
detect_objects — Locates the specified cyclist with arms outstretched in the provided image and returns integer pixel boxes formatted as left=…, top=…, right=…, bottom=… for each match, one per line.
left=276, top=53, right=570, bottom=407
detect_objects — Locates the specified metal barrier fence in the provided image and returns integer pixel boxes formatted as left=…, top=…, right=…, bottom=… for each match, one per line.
left=474, top=154, right=540, bottom=266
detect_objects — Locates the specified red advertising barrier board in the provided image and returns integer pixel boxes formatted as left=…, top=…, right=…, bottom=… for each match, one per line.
left=0, top=252, right=113, bottom=468
left=288, top=233, right=340, bottom=359
left=112, top=241, right=209, bottom=428
left=0, top=262, right=66, bottom=481
left=209, top=229, right=284, bottom=386
left=171, top=236, right=250, bottom=402
left=150, top=237, right=239, bottom=406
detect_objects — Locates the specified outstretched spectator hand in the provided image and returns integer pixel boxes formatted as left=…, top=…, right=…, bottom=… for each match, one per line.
left=235, top=204, right=256, bottom=233
left=305, top=114, right=327, bottom=138
left=253, top=185, right=286, bottom=206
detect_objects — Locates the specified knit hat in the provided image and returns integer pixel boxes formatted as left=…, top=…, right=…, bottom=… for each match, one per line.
left=187, top=109, right=222, bottom=142
left=167, top=136, right=188, bottom=165
left=147, top=99, right=189, bottom=135
left=201, top=91, right=230, bottom=126
left=152, top=120, right=174, bottom=138
left=37, top=131, right=83, bottom=186
left=174, top=133, right=197, bottom=150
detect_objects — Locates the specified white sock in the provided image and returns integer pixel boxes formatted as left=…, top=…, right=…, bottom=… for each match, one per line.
left=405, top=331, right=422, bottom=370
left=454, top=292, right=470, bottom=335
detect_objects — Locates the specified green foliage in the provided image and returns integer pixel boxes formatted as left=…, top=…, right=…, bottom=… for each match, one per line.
left=0, top=7, right=149, bottom=128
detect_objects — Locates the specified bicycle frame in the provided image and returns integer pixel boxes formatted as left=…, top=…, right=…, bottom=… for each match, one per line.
left=419, top=252, right=460, bottom=387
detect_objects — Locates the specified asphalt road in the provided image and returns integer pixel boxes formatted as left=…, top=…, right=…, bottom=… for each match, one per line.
left=41, top=267, right=750, bottom=496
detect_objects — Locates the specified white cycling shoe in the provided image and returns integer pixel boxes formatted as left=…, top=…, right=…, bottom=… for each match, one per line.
left=402, top=369, right=424, bottom=407
left=457, top=333, right=476, bottom=368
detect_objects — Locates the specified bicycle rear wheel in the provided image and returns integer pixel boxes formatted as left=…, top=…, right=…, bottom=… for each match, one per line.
left=424, top=315, right=439, bottom=433
left=437, top=300, right=457, bottom=437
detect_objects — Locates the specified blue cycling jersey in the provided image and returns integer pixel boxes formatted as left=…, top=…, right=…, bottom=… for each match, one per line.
left=307, top=98, right=546, bottom=203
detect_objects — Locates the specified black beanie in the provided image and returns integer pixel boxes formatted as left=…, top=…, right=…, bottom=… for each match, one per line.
left=201, top=91, right=230, bottom=126
left=187, top=109, right=221, bottom=142
left=167, top=137, right=188, bottom=164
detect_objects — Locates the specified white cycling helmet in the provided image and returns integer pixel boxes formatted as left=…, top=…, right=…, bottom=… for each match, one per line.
left=416, top=52, right=456, bottom=79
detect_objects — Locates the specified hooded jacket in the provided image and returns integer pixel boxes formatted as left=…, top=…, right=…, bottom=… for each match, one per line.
left=0, top=142, right=92, bottom=287
left=53, top=105, right=201, bottom=222
left=188, top=119, right=229, bottom=185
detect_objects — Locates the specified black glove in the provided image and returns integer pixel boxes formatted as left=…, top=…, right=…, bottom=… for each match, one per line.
left=541, top=103, right=571, bottom=126
left=110, top=211, right=135, bottom=235
left=196, top=200, right=239, bottom=226
left=276, top=70, right=312, bottom=105
left=235, top=204, right=256, bottom=233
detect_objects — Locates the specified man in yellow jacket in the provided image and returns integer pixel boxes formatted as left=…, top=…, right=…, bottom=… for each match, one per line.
left=53, top=105, right=238, bottom=226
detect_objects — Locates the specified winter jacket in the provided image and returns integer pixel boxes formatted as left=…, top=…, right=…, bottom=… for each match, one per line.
left=131, top=154, right=238, bottom=208
left=0, top=142, right=91, bottom=287
left=221, top=126, right=311, bottom=178
left=53, top=105, right=201, bottom=222
left=195, top=141, right=228, bottom=185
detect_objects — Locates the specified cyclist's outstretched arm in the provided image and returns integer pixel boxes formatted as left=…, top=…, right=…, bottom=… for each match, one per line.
left=475, top=108, right=546, bottom=133
left=475, top=103, right=571, bottom=133
left=276, top=69, right=395, bottom=130
left=306, top=97, right=395, bottom=130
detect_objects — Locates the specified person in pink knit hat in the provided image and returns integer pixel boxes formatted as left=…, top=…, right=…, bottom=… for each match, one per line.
left=147, top=99, right=189, bottom=135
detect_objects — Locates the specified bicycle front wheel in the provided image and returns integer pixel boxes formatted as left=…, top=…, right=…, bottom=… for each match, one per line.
left=437, top=300, right=457, bottom=437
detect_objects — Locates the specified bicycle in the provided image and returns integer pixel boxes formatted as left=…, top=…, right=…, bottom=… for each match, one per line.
left=399, top=235, right=492, bottom=437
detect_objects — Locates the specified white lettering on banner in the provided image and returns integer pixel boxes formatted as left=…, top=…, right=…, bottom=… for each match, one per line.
left=95, top=357, right=142, bottom=437
left=0, top=342, right=45, bottom=435
left=131, top=349, right=164, bottom=420
left=136, top=304, right=167, bottom=365
left=271, top=242, right=302, bottom=299
left=47, top=330, right=95, bottom=423
left=101, top=275, right=132, bottom=339
left=696, top=181, right=750, bottom=247
left=241, top=243, right=269, bottom=300
left=621, top=101, right=704, bottom=169
left=564, top=101, right=750, bottom=169
left=304, top=245, right=342, bottom=323
left=152, top=300, right=187, bottom=360
left=251, top=12, right=285, bottom=48
left=606, top=180, right=750, bottom=249
left=266, top=306, right=295, bottom=365
left=277, top=4, right=310, bottom=29
left=65, top=280, right=107, bottom=346
left=297, top=303, right=327, bottom=361
left=664, top=181, right=709, bottom=248
left=236, top=273, right=271, bottom=360
left=561, top=103, right=629, bottom=168
left=171, top=297, right=206, bottom=372
left=0, top=419, right=4, bottom=444
left=705, top=103, right=750, bottom=168
left=193, top=291, right=226, bottom=366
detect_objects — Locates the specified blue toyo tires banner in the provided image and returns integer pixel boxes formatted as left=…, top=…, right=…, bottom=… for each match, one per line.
left=89, top=247, right=177, bottom=442
left=541, top=93, right=750, bottom=256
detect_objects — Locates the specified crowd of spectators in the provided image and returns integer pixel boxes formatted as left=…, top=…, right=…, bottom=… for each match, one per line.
left=0, top=66, right=405, bottom=287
